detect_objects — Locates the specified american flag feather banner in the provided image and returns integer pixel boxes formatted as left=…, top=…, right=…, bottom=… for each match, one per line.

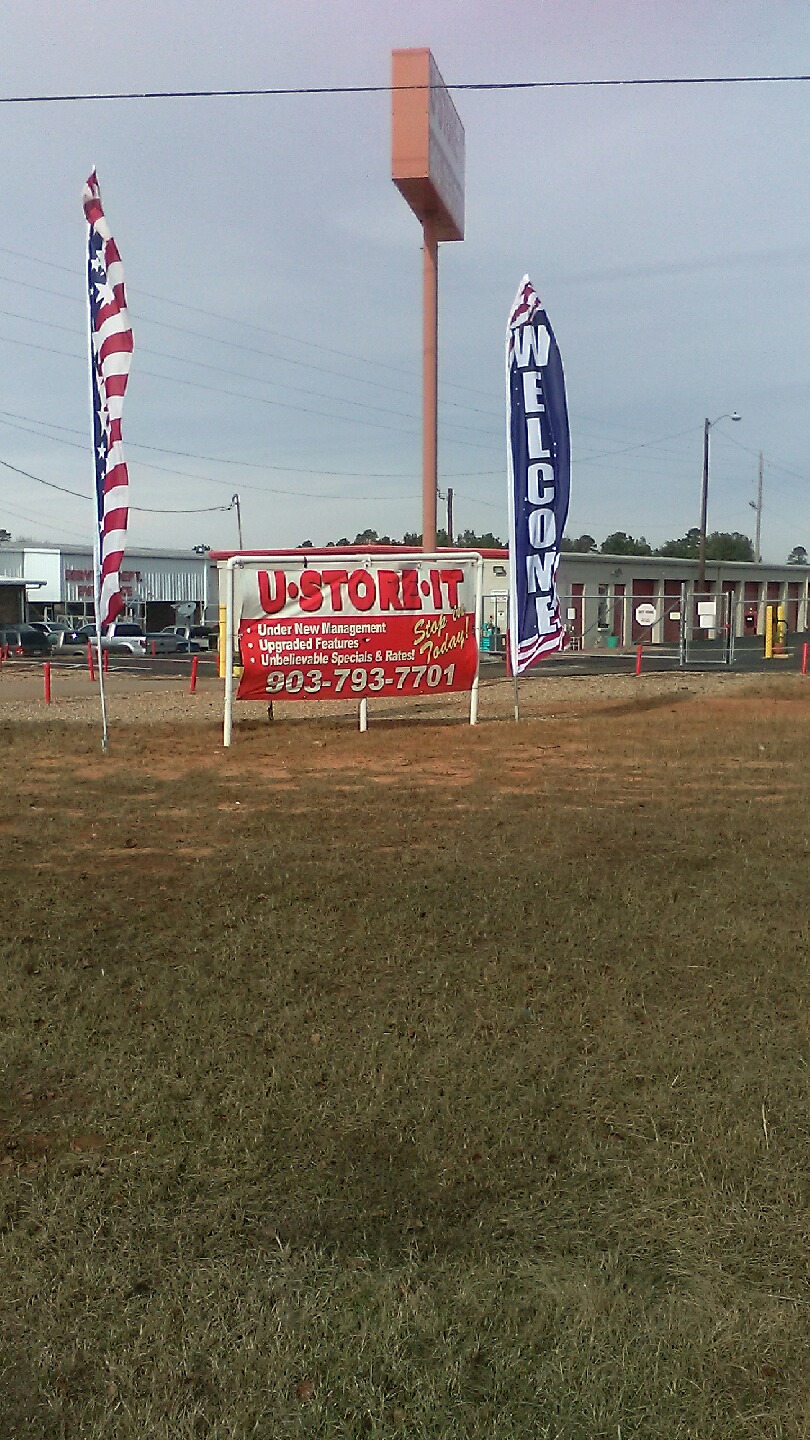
left=83, top=170, right=133, bottom=628
left=506, top=275, right=570, bottom=674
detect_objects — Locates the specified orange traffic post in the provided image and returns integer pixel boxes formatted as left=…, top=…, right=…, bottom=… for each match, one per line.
left=189, top=655, right=199, bottom=693
left=43, top=662, right=51, bottom=704
left=635, top=644, right=643, bottom=676
left=802, top=641, right=808, bottom=676
left=87, top=642, right=95, bottom=682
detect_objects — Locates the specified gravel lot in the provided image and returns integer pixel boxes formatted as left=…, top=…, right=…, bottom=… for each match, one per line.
left=0, top=659, right=802, bottom=729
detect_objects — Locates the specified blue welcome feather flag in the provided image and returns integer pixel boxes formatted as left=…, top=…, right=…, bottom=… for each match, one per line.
left=506, top=276, right=570, bottom=673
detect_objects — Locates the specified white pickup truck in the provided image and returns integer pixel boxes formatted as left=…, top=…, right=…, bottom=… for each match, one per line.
left=78, top=622, right=177, bottom=656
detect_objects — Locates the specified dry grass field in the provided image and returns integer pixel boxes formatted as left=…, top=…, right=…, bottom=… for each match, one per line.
left=1, top=676, right=808, bottom=1438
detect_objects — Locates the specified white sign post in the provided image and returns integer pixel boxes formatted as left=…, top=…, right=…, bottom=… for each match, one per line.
left=221, top=551, right=484, bottom=746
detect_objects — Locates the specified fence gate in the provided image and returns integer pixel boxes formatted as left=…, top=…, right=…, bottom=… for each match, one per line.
left=481, top=593, right=509, bottom=655
left=682, top=589, right=734, bottom=666
left=483, top=586, right=736, bottom=668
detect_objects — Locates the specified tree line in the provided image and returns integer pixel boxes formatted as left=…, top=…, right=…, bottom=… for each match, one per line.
left=300, top=528, right=506, bottom=550
left=563, top=530, right=809, bottom=564
left=302, top=528, right=809, bottom=565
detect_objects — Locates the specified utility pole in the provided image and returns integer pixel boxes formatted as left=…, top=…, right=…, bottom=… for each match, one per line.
left=231, top=493, right=243, bottom=549
left=446, top=486, right=454, bottom=546
left=697, top=411, right=741, bottom=592
left=697, top=417, right=710, bottom=594
left=749, top=452, right=755, bottom=564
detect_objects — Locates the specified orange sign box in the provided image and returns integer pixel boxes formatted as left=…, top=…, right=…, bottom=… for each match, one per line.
left=391, top=49, right=465, bottom=241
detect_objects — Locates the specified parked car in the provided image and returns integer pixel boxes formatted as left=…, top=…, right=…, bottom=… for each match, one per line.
left=159, top=625, right=212, bottom=652
left=0, top=625, right=51, bottom=656
left=48, top=625, right=89, bottom=655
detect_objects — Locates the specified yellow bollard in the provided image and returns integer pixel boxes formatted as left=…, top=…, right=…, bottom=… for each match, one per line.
left=218, top=602, right=242, bottom=680
left=218, top=604, right=227, bottom=679
left=764, top=605, right=774, bottom=659
left=774, top=602, right=787, bottom=657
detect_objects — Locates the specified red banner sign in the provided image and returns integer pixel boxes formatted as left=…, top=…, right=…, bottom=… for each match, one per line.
left=234, top=557, right=480, bottom=703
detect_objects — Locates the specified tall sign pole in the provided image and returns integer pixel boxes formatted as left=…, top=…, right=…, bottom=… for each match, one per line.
left=392, top=49, right=465, bottom=551
left=423, top=211, right=439, bottom=549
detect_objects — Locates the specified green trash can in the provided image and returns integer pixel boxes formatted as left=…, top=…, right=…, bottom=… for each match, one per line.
left=606, top=635, right=619, bottom=650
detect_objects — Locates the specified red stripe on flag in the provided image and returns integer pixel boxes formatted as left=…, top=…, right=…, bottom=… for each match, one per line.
left=100, top=549, right=126, bottom=578
left=102, top=375, right=129, bottom=399
left=97, top=334, right=133, bottom=362
left=101, top=507, right=128, bottom=535
left=103, top=464, right=128, bottom=493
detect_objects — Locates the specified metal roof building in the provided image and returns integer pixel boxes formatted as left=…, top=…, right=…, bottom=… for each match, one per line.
left=211, top=544, right=810, bottom=650
left=0, top=543, right=218, bottom=629
left=0, top=576, right=32, bottom=625
left=480, top=551, right=810, bottom=650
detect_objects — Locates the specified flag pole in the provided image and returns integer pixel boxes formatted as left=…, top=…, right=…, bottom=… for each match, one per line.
left=85, top=189, right=110, bottom=753
left=505, top=295, right=519, bottom=725
left=91, top=558, right=110, bottom=752
left=508, top=593, right=520, bottom=721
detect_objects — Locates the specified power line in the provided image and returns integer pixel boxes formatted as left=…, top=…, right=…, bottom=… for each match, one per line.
left=131, top=503, right=234, bottom=514
left=0, top=417, right=417, bottom=502
left=712, top=426, right=810, bottom=486
left=0, top=266, right=502, bottom=418
left=0, top=330, right=499, bottom=451
left=0, top=75, right=807, bottom=104
left=0, top=496, right=89, bottom=542
left=0, top=249, right=499, bottom=405
left=0, top=420, right=497, bottom=527
left=0, top=302, right=498, bottom=437
left=0, top=406, right=500, bottom=484
left=0, top=455, right=239, bottom=515
left=0, top=457, right=86, bottom=499
left=0, top=331, right=423, bottom=441
left=575, top=425, right=699, bottom=464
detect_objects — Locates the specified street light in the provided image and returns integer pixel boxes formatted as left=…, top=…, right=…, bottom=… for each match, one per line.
left=231, top=493, right=243, bottom=550
left=697, top=412, right=741, bottom=592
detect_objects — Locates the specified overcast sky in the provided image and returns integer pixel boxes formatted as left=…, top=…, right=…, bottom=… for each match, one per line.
left=0, top=0, right=807, bottom=560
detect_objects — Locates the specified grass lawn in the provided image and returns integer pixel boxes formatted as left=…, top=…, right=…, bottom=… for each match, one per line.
left=1, top=684, right=808, bottom=1438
